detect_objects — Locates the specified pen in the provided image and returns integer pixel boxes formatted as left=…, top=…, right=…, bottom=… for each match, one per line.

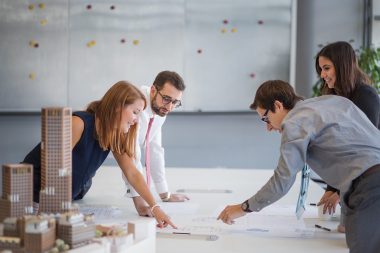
left=173, top=232, right=191, bottom=235
left=315, top=224, right=331, bottom=232
left=309, top=203, right=317, bottom=206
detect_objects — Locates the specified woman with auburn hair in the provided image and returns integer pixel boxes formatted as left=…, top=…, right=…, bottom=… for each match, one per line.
left=315, top=41, right=380, bottom=232
left=23, top=81, right=176, bottom=228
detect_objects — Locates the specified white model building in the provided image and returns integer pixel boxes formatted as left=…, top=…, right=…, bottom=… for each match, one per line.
left=68, top=218, right=156, bottom=253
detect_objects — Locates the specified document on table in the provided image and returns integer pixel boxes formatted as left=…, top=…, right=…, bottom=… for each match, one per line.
left=79, top=204, right=123, bottom=222
left=158, top=212, right=314, bottom=239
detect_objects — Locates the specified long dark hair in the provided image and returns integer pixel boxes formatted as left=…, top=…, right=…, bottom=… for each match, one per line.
left=315, top=41, right=371, bottom=98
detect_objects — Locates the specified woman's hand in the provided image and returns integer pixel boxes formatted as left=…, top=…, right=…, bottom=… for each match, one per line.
left=317, top=190, right=340, bottom=214
left=151, top=206, right=177, bottom=229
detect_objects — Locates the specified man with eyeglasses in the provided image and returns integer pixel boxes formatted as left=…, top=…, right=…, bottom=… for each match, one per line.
left=218, top=80, right=380, bottom=253
left=123, top=71, right=190, bottom=217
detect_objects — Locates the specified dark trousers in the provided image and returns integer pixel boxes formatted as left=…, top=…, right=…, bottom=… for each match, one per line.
left=344, top=164, right=380, bottom=253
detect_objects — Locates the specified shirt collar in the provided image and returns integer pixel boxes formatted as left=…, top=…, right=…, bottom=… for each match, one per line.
left=142, top=85, right=155, bottom=118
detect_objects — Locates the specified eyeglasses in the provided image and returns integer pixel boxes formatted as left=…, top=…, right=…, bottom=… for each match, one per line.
left=156, top=90, right=182, bottom=108
left=261, top=109, right=270, bottom=124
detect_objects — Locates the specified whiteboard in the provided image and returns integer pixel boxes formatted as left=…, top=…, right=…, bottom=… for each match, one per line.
left=0, top=0, right=295, bottom=112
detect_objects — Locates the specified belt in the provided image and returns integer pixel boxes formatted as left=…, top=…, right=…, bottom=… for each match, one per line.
left=361, top=164, right=380, bottom=178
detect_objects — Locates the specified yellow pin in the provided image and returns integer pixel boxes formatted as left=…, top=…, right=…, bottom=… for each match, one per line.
left=29, top=72, right=36, bottom=80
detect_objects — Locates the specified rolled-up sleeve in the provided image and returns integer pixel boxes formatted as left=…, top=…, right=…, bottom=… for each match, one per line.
left=248, top=122, right=310, bottom=211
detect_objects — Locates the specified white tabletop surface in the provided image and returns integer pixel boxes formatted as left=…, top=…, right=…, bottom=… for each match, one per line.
left=77, top=166, right=348, bottom=253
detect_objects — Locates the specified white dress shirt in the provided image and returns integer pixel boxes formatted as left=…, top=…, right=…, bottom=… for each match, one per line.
left=123, top=85, right=168, bottom=197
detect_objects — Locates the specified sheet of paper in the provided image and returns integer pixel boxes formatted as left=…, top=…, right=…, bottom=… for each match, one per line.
left=79, top=204, right=123, bottom=222
left=158, top=213, right=314, bottom=239
left=214, top=204, right=319, bottom=219
left=176, top=189, right=232, bottom=193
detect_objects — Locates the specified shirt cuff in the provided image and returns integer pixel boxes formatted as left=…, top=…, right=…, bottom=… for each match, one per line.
left=124, top=185, right=140, bottom=198
left=154, top=180, right=169, bottom=195
left=247, top=195, right=272, bottom=212
left=326, top=185, right=339, bottom=193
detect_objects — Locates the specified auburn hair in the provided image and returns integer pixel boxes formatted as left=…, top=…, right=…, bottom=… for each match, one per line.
left=86, top=81, right=146, bottom=157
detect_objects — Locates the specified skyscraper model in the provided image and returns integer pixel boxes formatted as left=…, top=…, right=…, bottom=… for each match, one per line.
left=39, top=107, right=72, bottom=214
left=0, top=164, right=33, bottom=222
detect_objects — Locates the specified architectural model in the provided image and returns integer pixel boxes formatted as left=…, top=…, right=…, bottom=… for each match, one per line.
left=0, top=164, right=33, bottom=222
left=39, top=107, right=72, bottom=214
left=0, top=107, right=156, bottom=253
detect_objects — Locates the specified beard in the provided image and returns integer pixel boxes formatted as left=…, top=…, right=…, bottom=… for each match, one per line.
left=151, top=97, right=169, bottom=117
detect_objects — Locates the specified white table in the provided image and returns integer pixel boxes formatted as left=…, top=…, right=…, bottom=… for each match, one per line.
left=77, top=166, right=348, bottom=253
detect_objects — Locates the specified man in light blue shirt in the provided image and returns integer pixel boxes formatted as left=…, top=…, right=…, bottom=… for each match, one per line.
left=218, top=80, right=380, bottom=253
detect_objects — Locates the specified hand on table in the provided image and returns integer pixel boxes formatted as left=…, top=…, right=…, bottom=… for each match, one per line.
left=317, top=190, right=340, bottom=215
left=217, top=204, right=246, bottom=225
left=133, top=196, right=153, bottom=217
left=166, top=193, right=190, bottom=202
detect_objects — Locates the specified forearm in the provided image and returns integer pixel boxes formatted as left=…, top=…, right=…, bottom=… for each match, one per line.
left=248, top=168, right=297, bottom=212
left=127, top=170, right=156, bottom=207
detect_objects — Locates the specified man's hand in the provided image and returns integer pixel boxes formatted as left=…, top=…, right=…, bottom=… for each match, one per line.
left=317, top=190, right=340, bottom=215
left=132, top=196, right=153, bottom=217
left=160, top=192, right=190, bottom=202
left=217, top=204, right=247, bottom=225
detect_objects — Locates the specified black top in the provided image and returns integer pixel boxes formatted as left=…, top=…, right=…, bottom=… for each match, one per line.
left=326, top=83, right=380, bottom=192
left=349, top=83, right=380, bottom=129
left=23, top=111, right=110, bottom=202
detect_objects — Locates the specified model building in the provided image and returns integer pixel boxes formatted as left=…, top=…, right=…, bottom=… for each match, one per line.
left=0, top=164, right=33, bottom=222
left=39, top=107, right=72, bottom=214
left=57, top=212, right=96, bottom=248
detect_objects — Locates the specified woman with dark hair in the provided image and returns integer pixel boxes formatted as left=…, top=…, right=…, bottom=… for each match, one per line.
left=315, top=41, right=380, bottom=232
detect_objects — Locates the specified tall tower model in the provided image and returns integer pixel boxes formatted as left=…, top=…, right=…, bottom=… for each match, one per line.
left=39, top=107, right=72, bottom=214
left=0, top=164, right=33, bottom=222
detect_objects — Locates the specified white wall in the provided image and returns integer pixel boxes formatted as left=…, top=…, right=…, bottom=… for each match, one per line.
left=295, top=0, right=364, bottom=97
left=0, top=0, right=366, bottom=175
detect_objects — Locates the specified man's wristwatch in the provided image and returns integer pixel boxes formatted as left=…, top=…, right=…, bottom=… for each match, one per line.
left=241, top=200, right=253, bottom=213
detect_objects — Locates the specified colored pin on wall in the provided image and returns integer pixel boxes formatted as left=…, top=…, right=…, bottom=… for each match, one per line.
left=40, top=19, right=47, bottom=26
left=86, top=40, right=96, bottom=48
left=29, top=72, right=36, bottom=80
left=29, top=40, right=39, bottom=48
left=132, top=40, right=140, bottom=46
